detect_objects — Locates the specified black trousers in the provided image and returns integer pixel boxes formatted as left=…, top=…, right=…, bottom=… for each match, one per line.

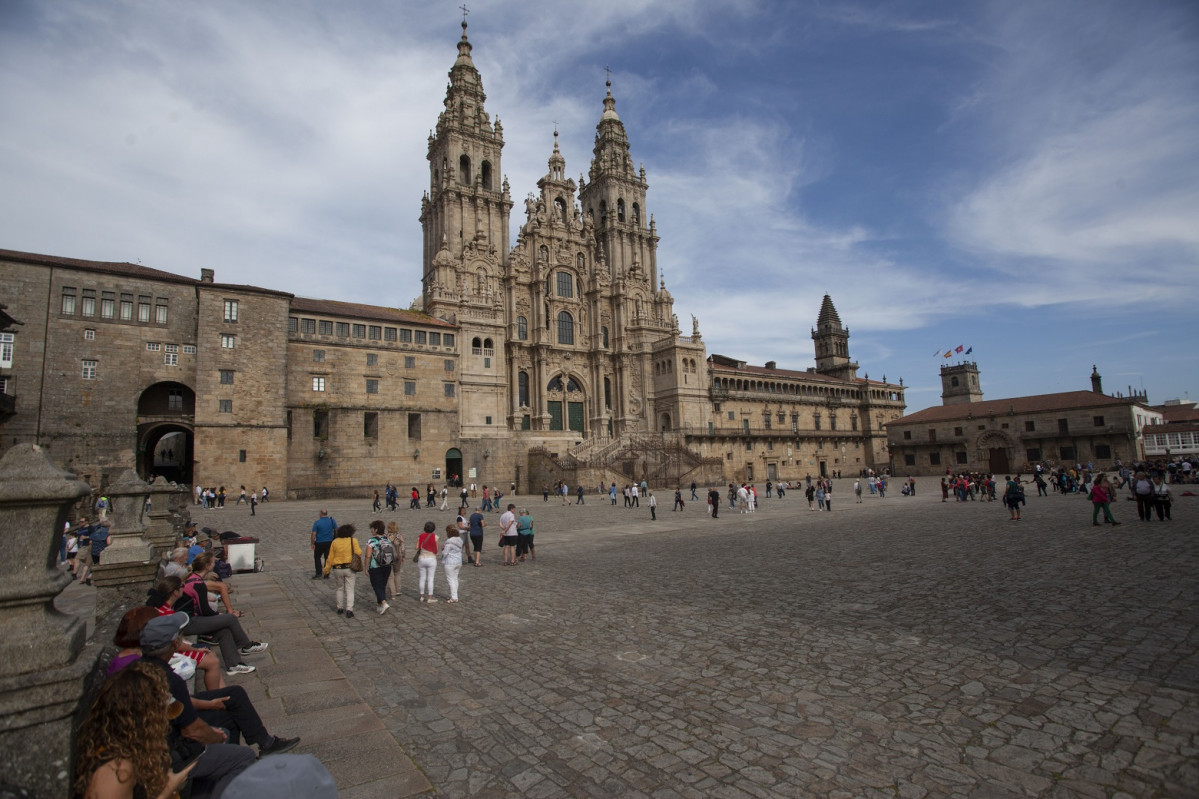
left=313, top=541, right=332, bottom=576
left=195, top=685, right=269, bottom=746
left=368, top=565, right=390, bottom=603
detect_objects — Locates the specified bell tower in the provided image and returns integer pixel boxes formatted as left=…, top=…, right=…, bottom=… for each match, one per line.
left=420, top=19, right=513, bottom=318
left=940, top=362, right=983, bottom=405
left=811, top=295, right=858, bottom=380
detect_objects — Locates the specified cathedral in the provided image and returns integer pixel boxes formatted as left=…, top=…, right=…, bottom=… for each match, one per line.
left=0, top=21, right=905, bottom=495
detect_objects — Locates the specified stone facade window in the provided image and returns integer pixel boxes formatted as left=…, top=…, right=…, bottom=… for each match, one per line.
left=61, top=287, right=76, bottom=315
left=384, top=327, right=397, bottom=341
left=119, top=294, right=134, bottom=321
left=167, top=389, right=183, bottom=410
left=352, top=324, right=366, bottom=338
left=415, top=331, right=427, bottom=345
left=369, top=325, right=382, bottom=340
left=183, top=345, right=196, bottom=354
left=1025, top=420, right=1035, bottom=432
left=313, top=350, right=325, bottom=362
left=312, top=377, right=326, bottom=392
left=218, top=399, right=232, bottom=413
left=288, top=317, right=298, bottom=333
left=82, top=290, right=96, bottom=316
left=427, top=332, right=440, bottom=346
left=138, top=297, right=151, bottom=323
left=929, top=452, right=941, bottom=465
left=404, top=381, right=416, bottom=396
left=220, top=370, right=234, bottom=385
left=318, top=320, right=333, bottom=335
left=556, top=272, right=573, bottom=298
left=0, top=333, right=14, bottom=368
left=301, top=319, right=316, bottom=334
left=223, top=300, right=238, bottom=322
left=400, top=329, right=413, bottom=343
left=221, top=334, right=236, bottom=349
left=84, top=329, right=95, bottom=341
left=517, top=316, right=527, bottom=340
left=366, top=353, right=378, bottom=366
left=163, top=344, right=179, bottom=366
left=405, top=356, right=415, bottom=369
left=366, top=379, right=379, bottom=394
left=81, top=359, right=98, bottom=379
left=146, top=343, right=161, bottom=352
left=155, top=299, right=167, bottom=324
left=101, top=292, right=115, bottom=319
left=557, top=311, right=574, bottom=345
left=1093, top=416, right=1105, bottom=427
left=518, top=372, right=529, bottom=406
left=337, top=322, right=350, bottom=337
left=444, top=383, right=455, bottom=398
left=443, top=334, right=454, bottom=347
left=444, top=359, right=454, bottom=372
left=313, top=410, right=329, bottom=439
left=364, top=412, right=378, bottom=439
left=408, top=413, right=421, bottom=439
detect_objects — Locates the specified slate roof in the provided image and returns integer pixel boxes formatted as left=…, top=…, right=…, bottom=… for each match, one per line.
left=892, top=391, right=1141, bottom=425
left=290, top=297, right=455, bottom=328
left=0, top=247, right=198, bottom=285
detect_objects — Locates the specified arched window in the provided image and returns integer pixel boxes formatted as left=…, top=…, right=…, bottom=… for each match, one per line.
left=471, top=337, right=482, bottom=349
left=554, top=197, right=567, bottom=222
left=433, top=169, right=440, bottom=187
left=459, top=154, right=471, bottom=185
left=604, top=377, right=612, bottom=409
left=483, top=338, right=493, bottom=350
left=951, top=377, right=960, bottom=387
left=547, top=376, right=564, bottom=392
left=601, top=326, right=609, bottom=348
left=632, top=203, right=641, bottom=224
left=557, top=311, right=574, bottom=345
left=617, top=198, right=626, bottom=222
left=599, top=200, right=607, bottom=224
left=481, top=161, right=492, bottom=190
left=556, top=272, right=573, bottom=298
left=516, top=316, right=527, bottom=340
left=566, top=377, right=582, bottom=392
left=518, top=371, right=530, bottom=406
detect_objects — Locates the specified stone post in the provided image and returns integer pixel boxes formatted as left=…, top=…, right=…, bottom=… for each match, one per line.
left=144, top=477, right=188, bottom=555
left=0, top=444, right=93, bottom=798
left=89, top=469, right=157, bottom=596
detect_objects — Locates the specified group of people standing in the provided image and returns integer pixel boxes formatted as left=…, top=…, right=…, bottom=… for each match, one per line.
left=311, top=504, right=538, bottom=611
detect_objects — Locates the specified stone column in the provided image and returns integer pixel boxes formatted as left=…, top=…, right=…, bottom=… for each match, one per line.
left=0, top=444, right=93, bottom=798
left=90, top=469, right=157, bottom=594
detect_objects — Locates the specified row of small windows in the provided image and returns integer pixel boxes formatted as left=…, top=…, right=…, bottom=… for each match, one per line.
left=714, top=377, right=876, bottom=401
left=290, top=317, right=454, bottom=348
left=306, top=409, right=426, bottom=442
left=516, top=373, right=612, bottom=411
left=714, top=410, right=859, bottom=432
left=144, top=342, right=195, bottom=365
left=655, top=358, right=698, bottom=376
left=309, top=375, right=454, bottom=398
left=61, top=287, right=169, bottom=325
left=437, top=155, right=492, bottom=190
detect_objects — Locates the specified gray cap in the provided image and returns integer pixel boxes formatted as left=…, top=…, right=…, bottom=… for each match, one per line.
left=140, top=612, right=189, bottom=650
left=223, top=754, right=337, bottom=798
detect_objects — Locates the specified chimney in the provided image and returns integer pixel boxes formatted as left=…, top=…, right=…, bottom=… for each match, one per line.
left=765, top=361, right=776, bottom=370
left=1090, top=365, right=1103, bottom=394
left=200, top=268, right=214, bottom=283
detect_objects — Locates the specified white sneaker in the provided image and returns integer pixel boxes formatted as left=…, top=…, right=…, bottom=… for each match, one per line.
left=378, top=602, right=390, bottom=615
left=226, top=663, right=256, bottom=675
left=426, top=597, right=439, bottom=603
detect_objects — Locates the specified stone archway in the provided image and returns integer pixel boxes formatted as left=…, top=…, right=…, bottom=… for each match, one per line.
left=976, top=430, right=1014, bottom=475
left=137, top=382, right=195, bottom=484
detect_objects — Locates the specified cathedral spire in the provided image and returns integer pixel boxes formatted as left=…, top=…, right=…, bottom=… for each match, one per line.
left=811, top=295, right=857, bottom=380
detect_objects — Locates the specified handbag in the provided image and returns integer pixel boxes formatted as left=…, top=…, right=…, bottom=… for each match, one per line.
left=349, top=551, right=364, bottom=572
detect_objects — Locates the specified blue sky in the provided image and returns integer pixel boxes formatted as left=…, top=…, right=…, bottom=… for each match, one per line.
left=1, top=0, right=1195, bottom=413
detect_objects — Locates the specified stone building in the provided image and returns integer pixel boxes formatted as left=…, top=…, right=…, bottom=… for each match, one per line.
left=0, top=22, right=904, bottom=495
left=886, top=363, right=1162, bottom=475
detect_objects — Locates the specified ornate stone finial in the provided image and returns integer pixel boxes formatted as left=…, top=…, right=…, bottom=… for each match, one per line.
left=692, top=314, right=700, bottom=338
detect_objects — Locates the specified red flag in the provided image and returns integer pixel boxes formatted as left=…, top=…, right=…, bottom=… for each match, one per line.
left=955, top=345, right=964, bottom=353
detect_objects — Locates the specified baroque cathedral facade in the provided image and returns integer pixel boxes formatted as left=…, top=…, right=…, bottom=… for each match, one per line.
left=0, top=22, right=905, bottom=496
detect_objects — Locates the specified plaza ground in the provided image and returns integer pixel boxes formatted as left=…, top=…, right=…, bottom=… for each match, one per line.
left=62, top=480, right=1199, bottom=797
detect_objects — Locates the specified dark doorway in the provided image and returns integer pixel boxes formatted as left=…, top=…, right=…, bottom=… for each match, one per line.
left=139, top=424, right=193, bottom=485
left=988, top=448, right=1009, bottom=474
left=819, top=461, right=828, bottom=478
left=445, top=448, right=463, bottom=486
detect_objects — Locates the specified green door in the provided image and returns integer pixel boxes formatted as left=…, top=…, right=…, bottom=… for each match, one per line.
left=548, top=402, right=563, bottom=431
left=568, top=402, right=584, bottom=433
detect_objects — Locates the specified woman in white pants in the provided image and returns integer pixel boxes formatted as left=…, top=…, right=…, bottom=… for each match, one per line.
left=415, top=521, right=439, bottom=603
left=441, top=523, right=464, bottom=603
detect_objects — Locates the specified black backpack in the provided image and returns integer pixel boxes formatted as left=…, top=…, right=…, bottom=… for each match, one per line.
left=372, top=536, right=395, bottom=568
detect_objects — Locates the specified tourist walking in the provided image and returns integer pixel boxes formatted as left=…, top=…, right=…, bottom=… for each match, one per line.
left=311, top=509, right=337, bottom=579
left=323, top=524, right=362, bottom=618
left=1152, top=474, right=1172, bottom=520
left=441, top=523, right=464, bottom=603
left=416, top=521, right=439, bottom=602
left=1090, top=474, right=1120, bottom=526
left=365, top=521, right=394, bottom=615
left=385, top=521, right=405, bottom=599
left=1003, top=476, right=1023, bottom=521
left=673, top=488, right=684, bottom=512
left=648, top=491, right=657, bottom=520
left=1132, top=472, right=1155, bottom=521
left=708, top=487, right=721, bottom=518
left=468, top=508, right=486, bottom=566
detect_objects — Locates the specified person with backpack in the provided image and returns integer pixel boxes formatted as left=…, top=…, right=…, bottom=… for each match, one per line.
left=1003, top=475, right=1024, bottom=521
left=365, top=520, right=394, bottom=615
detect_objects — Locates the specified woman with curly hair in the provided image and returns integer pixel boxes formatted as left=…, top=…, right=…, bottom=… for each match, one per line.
left=74, top=659, right=198, bottom=798
left=107, top=603, right=225, bottom=692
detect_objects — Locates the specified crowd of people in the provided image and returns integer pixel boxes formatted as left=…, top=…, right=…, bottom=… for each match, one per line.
left=71, top=520, right=339, bottom=798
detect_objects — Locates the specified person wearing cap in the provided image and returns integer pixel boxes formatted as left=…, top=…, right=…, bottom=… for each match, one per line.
left=140, top=613, right=297, bottom=792
left=310, top=509, right=338, bottom=579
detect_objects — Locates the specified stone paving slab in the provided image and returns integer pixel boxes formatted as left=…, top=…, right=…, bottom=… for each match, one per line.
left=60, top=482, right=1198, bottom=796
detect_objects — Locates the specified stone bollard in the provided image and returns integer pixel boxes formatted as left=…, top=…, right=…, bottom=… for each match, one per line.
left=144, top=477, right=187, bottom=555
left=0, top=444, right=93, bottom=798
left=89, top=469, right=158, bottom=599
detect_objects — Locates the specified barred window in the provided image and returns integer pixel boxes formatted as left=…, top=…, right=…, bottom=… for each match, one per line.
left=352, top=324, right=366, bottom=338
left=366, top=379, right=379, bottom=394
left=404, top=381, right=416, bottom=396
left=429, top=332, right=441, bottom=346
left=336, top=322, right=350, bottom=337
left=368, top=325, right=382, bottom=340
left=366, top=353, right=378, bottom=366
left=443, top=334, right=454, bottom=347
left=444, top=383, right=455, bottom=398
left=313, top=350, right=325, bottom=363
left=219, top=399, right=233, bottom=413
left=384, top=327, right=397, bottom=341
left=400, top=329, right=413, bottom=343
left=318, top=320, right=333, bottom=335
left=557, top=311, right=574, bottom=345
left=220, top=370, right=234, bottom=385
left=288, top=317, right=299, bottom=333
left=415, top=331, right=427, bottom=345
left=301, top=318, right=316, bottom=334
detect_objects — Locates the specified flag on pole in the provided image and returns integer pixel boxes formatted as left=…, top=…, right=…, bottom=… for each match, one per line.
left=943, top=350, right=952, bottom=358
left=955, top=345, right=964, bottom=353
left=965, top=346, right=973, bottom=355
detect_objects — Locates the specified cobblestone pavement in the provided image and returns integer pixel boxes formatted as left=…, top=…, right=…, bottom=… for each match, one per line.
left=179, top=482, right=1198, bottom=797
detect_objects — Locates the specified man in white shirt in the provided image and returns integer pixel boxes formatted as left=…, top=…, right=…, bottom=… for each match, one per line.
left=499, top=504, right=518, bottom=565
left=630, top=484, right=640, bottom=507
